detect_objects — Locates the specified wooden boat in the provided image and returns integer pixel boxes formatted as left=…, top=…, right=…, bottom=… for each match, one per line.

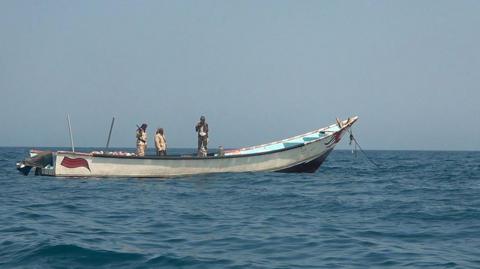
left=16, top=117, right=358, bottom=178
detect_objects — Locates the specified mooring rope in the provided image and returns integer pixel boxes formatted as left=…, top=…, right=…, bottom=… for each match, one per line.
left=349, top=129, right=380, bottom=168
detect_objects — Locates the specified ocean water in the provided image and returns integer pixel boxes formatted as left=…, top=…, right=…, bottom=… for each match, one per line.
left=1, top=147, right=479, bottom=268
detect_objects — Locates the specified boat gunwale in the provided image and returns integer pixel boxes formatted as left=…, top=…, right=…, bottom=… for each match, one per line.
left=88, top=142, right=306, bottom=160
left=225, top=116, right=358, bottom=154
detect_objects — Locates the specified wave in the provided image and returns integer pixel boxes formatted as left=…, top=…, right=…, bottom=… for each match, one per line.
left=10, top=244, right=144, bottom=268
left=6, top=244, right=237, bottom=269
left=145, top=254, right=234, bottom=268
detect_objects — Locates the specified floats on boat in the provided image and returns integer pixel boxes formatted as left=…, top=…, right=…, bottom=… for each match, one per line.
left=16, top=117, right=358, bottom=178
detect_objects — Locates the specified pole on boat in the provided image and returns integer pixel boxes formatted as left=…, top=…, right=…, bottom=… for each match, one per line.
left=105, top=117, right=115, bottom=150
left=67, top=114, right=75, bottom=152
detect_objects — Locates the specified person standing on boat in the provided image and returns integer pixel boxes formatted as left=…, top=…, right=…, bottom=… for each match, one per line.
left=136, top=123, right=148, bottom=156
left=195, top=116, right=209, bottom=156
left=154, top=128, right=167, bottom=156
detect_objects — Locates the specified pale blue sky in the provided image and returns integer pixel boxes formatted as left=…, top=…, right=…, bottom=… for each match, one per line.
left=1, top=1, right=479, bottom=150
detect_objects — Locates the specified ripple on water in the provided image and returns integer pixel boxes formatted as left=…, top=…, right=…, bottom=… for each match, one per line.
left=14, top=244, right=145, bottom=268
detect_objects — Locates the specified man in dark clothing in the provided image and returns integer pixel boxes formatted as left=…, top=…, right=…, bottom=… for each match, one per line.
left=195, top=116, right=209, bottom=157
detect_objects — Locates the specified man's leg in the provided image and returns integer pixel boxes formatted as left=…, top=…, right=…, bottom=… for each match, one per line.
left=203, top=137, right=208, bottom=153
left=198, top=138, right=202, bottom=156
left=137, top=145, right=144, bottom=156
left=136, top=144, right=141, bottom=156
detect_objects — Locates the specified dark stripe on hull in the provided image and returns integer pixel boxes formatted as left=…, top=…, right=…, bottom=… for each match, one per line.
left=275, top=148, right=333, bottom=173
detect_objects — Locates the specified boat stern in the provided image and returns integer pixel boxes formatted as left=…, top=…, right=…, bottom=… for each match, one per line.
left=16, top=150, right=55, bottom=176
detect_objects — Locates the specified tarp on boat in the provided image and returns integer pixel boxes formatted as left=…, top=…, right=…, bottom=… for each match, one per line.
left=23, top=151, right=53, bottom=168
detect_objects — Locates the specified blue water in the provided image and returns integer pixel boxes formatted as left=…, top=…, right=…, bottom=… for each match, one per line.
left=1, top=148, right=479, bottom=268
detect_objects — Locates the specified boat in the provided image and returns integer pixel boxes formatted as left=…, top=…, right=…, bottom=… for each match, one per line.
left=16, top=116, right=358, bottom=178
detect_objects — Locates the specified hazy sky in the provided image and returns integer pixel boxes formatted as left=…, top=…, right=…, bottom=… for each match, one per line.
left=1, top=1, right=479, bottom=150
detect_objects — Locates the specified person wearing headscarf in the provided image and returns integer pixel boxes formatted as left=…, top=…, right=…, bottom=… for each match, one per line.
left=136, top=123, right=148, bottom=156
left=154, top=128, right=167, bottom=156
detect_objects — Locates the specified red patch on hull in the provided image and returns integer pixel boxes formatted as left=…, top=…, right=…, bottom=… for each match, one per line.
left=334, top=130, right=343, bottom=143
left=61, top=157, right=90, bottom=171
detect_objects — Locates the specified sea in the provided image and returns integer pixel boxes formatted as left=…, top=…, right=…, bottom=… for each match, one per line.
left=1, top=147, right=479, bottom=268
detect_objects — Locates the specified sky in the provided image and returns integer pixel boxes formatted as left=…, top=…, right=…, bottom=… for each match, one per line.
left=0, top=1, right=479, bottom=150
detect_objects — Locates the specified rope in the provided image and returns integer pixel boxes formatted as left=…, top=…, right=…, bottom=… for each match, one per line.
left=349, top=130, right=380, bottom=168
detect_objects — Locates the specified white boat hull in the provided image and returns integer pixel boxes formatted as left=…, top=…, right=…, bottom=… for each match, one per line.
left=19, top=117, right=358, bottom=178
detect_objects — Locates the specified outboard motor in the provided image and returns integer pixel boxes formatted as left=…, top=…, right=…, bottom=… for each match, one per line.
left=16, top=151, right=53, bottom=176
